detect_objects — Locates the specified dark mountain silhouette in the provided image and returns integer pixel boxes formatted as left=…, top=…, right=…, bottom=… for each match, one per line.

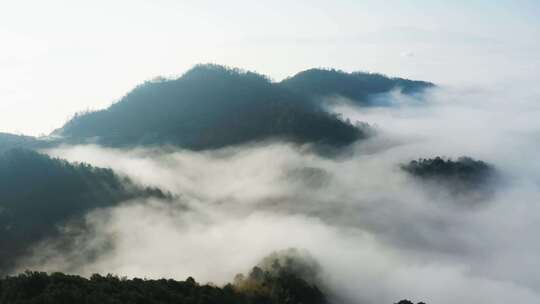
left=5, top=65, right=433, bottom=152
left=0, top=148, right=168, bottom=275
left=280, top=68, right=434, bottom=105
left=3, top=65, right=434, bottom=153
left=55, top=64, right=370, bottom=150
left=0, top=133, right=50, bottom=153
left=401, top=156, right=496, bottom=198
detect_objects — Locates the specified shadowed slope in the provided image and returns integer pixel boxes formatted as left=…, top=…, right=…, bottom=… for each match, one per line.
left=280, top=68, right=434, bottom=105
left=57, top=65, right=367, bottom=150
left=0, top=149, right=168, bottom=274
left=0, top=133, right=52, bottom=153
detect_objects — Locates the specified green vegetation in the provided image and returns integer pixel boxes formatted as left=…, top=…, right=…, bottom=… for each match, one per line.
left=0, top=149, right=168, bottom=274
left=280, top=68, right=434, bottom=105
left=401, top=156, right=495, bottom=195
left=0, top=251, right=328, bottom=304
left=234, top=248, right=325, bottom=304
left=2, top=271, right=247, bottom=304
left=4, top=65, right=432, bottom=152
left=0, top=259, right=423, bottom=304
left=0, top=267, right=326, bottom=304
left=56, top=65, right=375, bottom=150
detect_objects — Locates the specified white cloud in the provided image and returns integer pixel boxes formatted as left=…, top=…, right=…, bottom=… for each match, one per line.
left=12, top=82, right=539, bottom=303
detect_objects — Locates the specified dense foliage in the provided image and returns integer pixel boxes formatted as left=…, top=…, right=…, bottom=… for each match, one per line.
left=0, top=262, right=328, bottom=304
left=401, top=156, right=495, bottom=195
left=280, top=68, right=434, bottom=105
left=0, top=149, right=168, bottom=274
left=0, top=268, right=422, bottom=304
left=234, top=249, right=326, bottom=304
left=56, top=64, right=371, bottom=150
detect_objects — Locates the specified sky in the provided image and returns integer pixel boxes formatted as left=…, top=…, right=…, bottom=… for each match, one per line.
left=1, top=0, right=539, bottom=135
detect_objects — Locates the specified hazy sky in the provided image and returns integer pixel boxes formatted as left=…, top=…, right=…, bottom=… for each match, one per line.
left=1, top=0, right=539, bottom=135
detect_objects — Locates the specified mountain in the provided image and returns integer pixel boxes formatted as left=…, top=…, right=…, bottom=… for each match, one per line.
left=0, top=133, right=50, bottom=153
left=280, top=68, right=434, bottom=105
left=4, top=66, right=434, bottom=152
left=0, top=250, right=328, bottom=304
left=0, top=251, right=424, bottom=304
left=401, top=156, right=496, bottom=198
left=0, top=270, right=326, bottom=304
left=55, top=65, right=369, bottom=150
left=0, top=148, right=168, bottom=274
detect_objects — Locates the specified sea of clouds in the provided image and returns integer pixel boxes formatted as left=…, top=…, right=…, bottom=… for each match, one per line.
left=18, top=83, right=540, bottom=304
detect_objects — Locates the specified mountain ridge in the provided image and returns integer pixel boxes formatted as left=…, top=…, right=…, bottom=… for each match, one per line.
left=1, top=64, right=433, bottom=153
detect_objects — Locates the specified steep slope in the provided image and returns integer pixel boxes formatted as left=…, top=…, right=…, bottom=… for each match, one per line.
left=280, top=68, right=434, bottom=105
left=56, top=65, right=367, bottom=150
left=0, top=148, right=168, bottom=274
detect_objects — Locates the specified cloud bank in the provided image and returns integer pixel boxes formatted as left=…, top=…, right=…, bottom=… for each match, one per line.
left=17, top=83, right=540, bottom=304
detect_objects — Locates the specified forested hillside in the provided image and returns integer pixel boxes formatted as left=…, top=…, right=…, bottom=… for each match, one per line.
left=3, top=65, right=433, bottom=152
left=56, top=65, right=366, bottom=150
left=0, top=254, right=424, bottom=304
left=0, top=149, right=168, bottom=274
left=401, top=156, right=496, bottom=197
left=56, top=65, right=369, bottom=150
left=280, top=68, right=434, bottom=105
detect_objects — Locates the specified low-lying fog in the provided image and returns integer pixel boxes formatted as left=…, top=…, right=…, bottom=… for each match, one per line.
left=20, top=83, right=540, bottom=304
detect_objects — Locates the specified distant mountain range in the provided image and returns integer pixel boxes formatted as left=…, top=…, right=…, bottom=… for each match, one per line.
left=1, top=64, right=434, bottom=152
left=281, top=68, right=434, bottom=105
left=0, top=65, right=494, bottom=304
left=0, top=133, right=47, bottom=153
left=0, top=64, right=441, bottom=277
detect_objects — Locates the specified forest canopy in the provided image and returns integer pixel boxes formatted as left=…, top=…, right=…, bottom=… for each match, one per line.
left=55, top=64, right=433, bottom=150
left=1, top=65, right=433, bottom=153
left=280, top=68, right=434, bottom=105
left=401, top=156, right=496, bottom=197
left=0, top=148, right=168, bottom=275
left=0, top=251, right=425, bottom=304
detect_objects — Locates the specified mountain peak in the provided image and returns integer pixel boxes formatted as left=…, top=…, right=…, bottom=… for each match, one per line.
left=281, top=67, right=434, bottom=103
